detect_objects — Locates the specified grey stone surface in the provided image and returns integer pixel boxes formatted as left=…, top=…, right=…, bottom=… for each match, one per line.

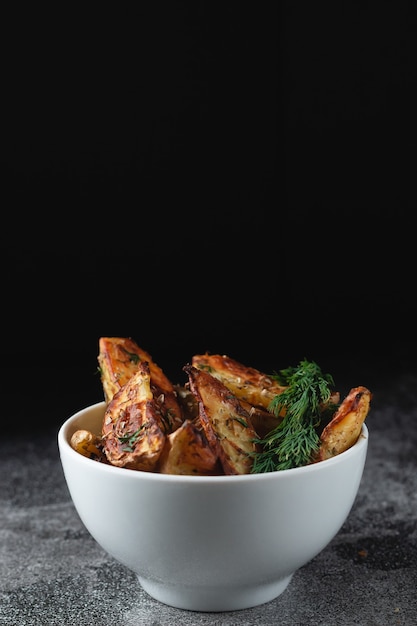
left=1, top=371, right=416, bottom=625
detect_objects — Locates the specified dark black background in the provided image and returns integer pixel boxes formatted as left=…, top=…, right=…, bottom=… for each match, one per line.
left=1, top=4, right=415, bottom=430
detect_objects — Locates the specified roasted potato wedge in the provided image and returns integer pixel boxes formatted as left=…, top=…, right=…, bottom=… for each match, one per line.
left=102, top=361, right=167, bottom=471
left=184, top=364, right=259, bottom=475
left=317, top=386, right=372, bottom=461
left=98, top=336, right=183, bottom=433
left=70, top=429, right=108, bottom=463
left=157, top=419, right=221, bottom=475
left=191, top=353, right=287, bottom=411
left=192, top=353, right=340, bottom=417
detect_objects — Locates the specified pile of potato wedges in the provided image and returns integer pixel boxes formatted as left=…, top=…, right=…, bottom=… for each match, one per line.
left=69, top=337, right=372, bottom=475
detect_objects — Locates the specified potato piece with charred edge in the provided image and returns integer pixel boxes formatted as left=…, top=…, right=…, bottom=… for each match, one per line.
left=157, top=419, right=222, bottom=475
left=98, top=336, right=183, bottom=433
left=317, top=386, right=372, bottom=461
left=102, top=361, right=167, bottom=471
left=191, top=353, right=287, bottom=411
left=70, top=429, right=108, bottom=463
left=184, top=364, right=260, bottom=475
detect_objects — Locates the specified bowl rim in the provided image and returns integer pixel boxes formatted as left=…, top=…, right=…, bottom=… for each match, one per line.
left=58, top=401, right=369, bottom=483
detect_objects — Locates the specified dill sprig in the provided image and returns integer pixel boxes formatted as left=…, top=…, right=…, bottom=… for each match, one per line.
left=251, top=359, right=336, bottom=472
left=117, top=424, right=147, bottom=452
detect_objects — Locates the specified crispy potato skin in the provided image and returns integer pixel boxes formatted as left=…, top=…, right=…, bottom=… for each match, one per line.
left=191, top=353, right=287, bottom=411
left=317, top=386, right=372, bottom=461
left=102, top=361, right=167, bottom=471
left=184, top=364, right=259, bottom=475
left=98, top=336, right=183, bottom=432
left=157, top=419, right=221, bottom=475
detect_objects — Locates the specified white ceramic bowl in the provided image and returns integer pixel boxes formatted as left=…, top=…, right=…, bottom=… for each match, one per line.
left=58, top=401, right=369, bottom=612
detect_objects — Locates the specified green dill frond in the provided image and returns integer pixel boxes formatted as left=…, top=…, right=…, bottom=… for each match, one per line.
left=251, top=358, right=335, bottom=473
left=117, top=424, right=147, bottom=452
left=122, top=349, right=140, bottom=364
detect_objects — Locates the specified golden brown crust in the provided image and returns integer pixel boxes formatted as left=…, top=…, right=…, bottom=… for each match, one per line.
left=191, top=353, right=287, bottom=411
left=98, top=336, right=183, bottom=432
left=101, top=361, right=167, bottom=471
left=184, top=364, right=259, bottom=475
left=317, top=386, right=372, bottom=461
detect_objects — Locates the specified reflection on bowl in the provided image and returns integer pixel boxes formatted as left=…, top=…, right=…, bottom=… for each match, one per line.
left=58, top=401, right=368, bottom=612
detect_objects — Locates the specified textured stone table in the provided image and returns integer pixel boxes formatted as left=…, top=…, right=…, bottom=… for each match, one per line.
left=1, top=367, right=416, bottom=625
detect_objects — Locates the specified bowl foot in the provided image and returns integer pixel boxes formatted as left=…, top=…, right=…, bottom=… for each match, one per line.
left=138, top=574, right=293, bottom=612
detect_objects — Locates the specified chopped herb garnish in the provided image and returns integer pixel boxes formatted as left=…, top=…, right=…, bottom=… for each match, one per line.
left=234, top=417, right=249, bottom=428
left=121, top=349, right=140, bottom=365
left=118, top=424, right=147, bottom=452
